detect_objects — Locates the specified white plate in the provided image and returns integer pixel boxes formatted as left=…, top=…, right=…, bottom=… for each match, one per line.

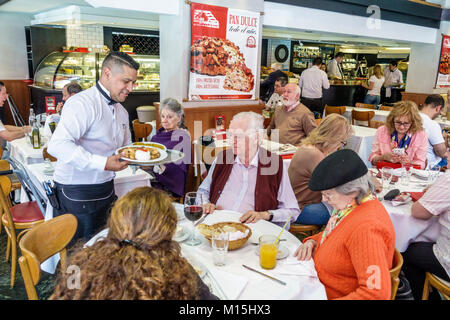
left=173, top=226, right=189, bottom=243
left=116, top=145, right=168, bottom=165
left=254, top=244, right=289, bottom=260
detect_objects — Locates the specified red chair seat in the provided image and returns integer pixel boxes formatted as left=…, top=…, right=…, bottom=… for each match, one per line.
left=9, top=201, right=44, bottom=223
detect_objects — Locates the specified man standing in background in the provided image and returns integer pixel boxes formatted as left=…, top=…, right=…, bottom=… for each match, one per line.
left=299, top=58, right=330, bottom=116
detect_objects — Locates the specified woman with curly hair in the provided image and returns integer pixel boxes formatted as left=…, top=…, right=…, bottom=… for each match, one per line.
left=50, top=187, right=217, bottom=300
left=369, top=100, right=428, bottom=169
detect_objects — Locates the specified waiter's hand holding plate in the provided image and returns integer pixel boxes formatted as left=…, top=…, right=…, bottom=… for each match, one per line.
left=105, top=153, right=129, bottom=171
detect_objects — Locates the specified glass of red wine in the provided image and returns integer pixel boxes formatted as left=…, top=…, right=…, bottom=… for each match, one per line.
left=184, top=192, right=205, bottom=246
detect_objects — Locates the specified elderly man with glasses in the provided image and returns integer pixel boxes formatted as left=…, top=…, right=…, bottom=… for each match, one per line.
left=198, top=111, right=300, bottom=227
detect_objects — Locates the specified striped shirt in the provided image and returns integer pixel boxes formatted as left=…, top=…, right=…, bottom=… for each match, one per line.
left=418, top=172, right=450, bottom=277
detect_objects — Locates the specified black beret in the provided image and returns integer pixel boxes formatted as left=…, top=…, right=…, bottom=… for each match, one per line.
left=308, top=149, right=368, bottom=191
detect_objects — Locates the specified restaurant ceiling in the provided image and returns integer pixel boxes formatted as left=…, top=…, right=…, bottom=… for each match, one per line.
left=0, top=0, right=88, bottom=13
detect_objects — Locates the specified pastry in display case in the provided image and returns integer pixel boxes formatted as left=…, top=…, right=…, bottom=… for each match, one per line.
left=33, top=51, right=160, bottom=92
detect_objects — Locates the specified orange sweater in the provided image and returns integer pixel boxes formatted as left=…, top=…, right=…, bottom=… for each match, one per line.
left=305, top=199, right=395, bottom=300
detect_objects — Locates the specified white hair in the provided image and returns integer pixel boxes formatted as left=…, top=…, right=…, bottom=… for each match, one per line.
left=231, top=112, right=264, bottom=132
left=335, top=172, right=375, bottom=205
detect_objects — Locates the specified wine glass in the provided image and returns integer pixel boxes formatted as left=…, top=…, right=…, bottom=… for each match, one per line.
left=381, top=167, right=393, bottom=192
left=184, top=192, right=205, bottom=246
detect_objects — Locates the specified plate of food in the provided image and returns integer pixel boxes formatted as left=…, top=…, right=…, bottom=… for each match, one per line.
left=197, top=222, right=252, bottom=251
left=117, top=145, right=167, bottom=164
left=132, top=141, right=167, bottom=152
left=390, top=192, right=412, bottom=206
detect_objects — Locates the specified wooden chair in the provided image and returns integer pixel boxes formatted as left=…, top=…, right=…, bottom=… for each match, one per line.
left=379, top=105, right=394, bottom=112
left=19, top=214, right=77, bottom=300
left=324, top=105, right=346, bottom=116
left=0, top=175, right=44, bottom=287
left=422, top=272, right=450, bottom=300
left=351, top=109, right=375, bottom=126
left=0, top=160, right=21, bottom=192
left=42, top=147, right=57, bottom=162
left=289, top=224, right=321, bottom=238
left=369, top=120, right=385, bottom=129
left=389, top=248, right=403, bottom=300
left=355, top=102, right=376, bottom=109
left=132, top=119, right=153, bottom=142
left=315, top=118, right=322, bottom=126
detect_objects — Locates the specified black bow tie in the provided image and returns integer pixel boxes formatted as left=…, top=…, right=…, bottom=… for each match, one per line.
left=96, top=83, right=117, bottom=105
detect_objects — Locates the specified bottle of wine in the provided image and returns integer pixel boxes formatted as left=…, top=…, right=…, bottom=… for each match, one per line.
left=31, top=121, right=41, bottom=149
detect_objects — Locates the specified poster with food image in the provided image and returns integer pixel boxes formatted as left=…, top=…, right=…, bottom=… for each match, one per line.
left=189, top=2, right=259, bottom=100
left=436, top=35, right=450, bottom=88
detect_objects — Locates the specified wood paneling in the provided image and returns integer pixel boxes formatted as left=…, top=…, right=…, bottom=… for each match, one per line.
left=1, top=80, right=31, bottom=125
left=402, top=91, right=448, bottom=112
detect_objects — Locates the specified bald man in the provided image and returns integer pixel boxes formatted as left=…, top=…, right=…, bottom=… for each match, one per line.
left=267, top=83, right=317, bottom=146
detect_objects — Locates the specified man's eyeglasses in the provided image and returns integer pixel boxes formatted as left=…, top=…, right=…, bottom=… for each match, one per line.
left=394, top=121, right=412, bottom=127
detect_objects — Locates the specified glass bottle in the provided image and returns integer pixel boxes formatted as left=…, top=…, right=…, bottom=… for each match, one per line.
left=29, top=108, right=36, bottom=126
left=31, top=121, right=41, bottom=149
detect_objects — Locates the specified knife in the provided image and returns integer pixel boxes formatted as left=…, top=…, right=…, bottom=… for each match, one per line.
left=194, top=214, right=207, bottom=226
left=242, top=264, right=286, bottom=286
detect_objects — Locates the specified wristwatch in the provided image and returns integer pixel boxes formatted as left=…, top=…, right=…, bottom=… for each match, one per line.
left=267, top=210, right=274, bottom=221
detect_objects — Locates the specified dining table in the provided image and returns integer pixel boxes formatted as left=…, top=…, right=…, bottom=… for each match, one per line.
left=7, top=128, right=47, bottom=165
left=371, top=168, right=442, bottom=252
left=85, top=207, right=328, bottom=300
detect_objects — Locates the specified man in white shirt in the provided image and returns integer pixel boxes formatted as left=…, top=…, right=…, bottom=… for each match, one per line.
left=419, top=94, right=448, bottom=169
left=327, top=52, right=344, bottom=80
left=383, top=60, right=403, bottom=103
left=299, top=58, right=330, bottom=115
left=0, top=81, right=32, bottom=142
left=48, top=52, right=138, bottom=243
left=264, top=77, right=287, bottom=111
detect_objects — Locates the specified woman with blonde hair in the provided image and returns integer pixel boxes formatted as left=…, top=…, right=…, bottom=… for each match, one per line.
left=50, top=187, right=217, bottom=300
left=288, top=113, right=353, bottom=225
left=369, top=100, right=428, bottom=169
left=361, top=64, right=385, bottom=106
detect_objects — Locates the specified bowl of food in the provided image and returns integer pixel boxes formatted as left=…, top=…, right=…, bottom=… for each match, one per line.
left=117, top=145, right=167, bottom=164
left=197, top=222, right=252, bottom=251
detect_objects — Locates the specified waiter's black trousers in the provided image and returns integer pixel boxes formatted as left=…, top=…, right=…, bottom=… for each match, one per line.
left=301, top=96, right=323, bottom=117
left=54, top=180, right=117, bottom=245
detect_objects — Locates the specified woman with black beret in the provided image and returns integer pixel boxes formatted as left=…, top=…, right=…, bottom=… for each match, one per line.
left=294, top=149, right=396, bottom=300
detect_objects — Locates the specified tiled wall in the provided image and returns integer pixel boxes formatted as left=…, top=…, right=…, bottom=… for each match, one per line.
left=66, top=25, right=104, bottom=52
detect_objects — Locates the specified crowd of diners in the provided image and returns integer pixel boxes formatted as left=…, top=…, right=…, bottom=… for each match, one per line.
left=1, top=51, right=448, bottom=300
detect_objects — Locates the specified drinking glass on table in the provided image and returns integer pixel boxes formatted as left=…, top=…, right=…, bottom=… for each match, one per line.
left=427, top=165, right=440, bottom=185
left=211, top=231, right=229, bottom=266
left=400, top=163, right=412, bottom=186
left=184, top=192, right=206, bottom=246
left=381, top=167, right=394, bottom=191
left=259, top=235, right=279, bottom=270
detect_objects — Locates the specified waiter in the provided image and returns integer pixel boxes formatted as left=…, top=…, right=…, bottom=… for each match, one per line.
left=383, top=60, right=403, bottom=103
left=48, top=51, right=138, bottom=242
left=299, top=57, right=330, bottom=116
left=327, top=52, right=344, bottom=80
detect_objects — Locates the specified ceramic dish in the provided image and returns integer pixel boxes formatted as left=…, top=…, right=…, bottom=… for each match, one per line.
left=116, top=145, right=168, bottom=165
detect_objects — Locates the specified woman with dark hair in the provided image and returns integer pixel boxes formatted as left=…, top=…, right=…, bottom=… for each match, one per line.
left=50, top=187, right=217, bottom=300
left=150, top=98, right=191, bottom=198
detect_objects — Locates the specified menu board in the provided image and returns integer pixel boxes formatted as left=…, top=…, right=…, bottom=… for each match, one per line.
left=436, top=35, right=450, bottom=88
left=188, top=2, right=260, bottom=100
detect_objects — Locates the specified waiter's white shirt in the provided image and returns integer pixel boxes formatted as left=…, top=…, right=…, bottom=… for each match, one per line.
left=48, top=82, right=132, bottom=185
left=383, top=68, right=403, bottom=87
left=299, top=65, right=330, bottom=99
left=327, top=59, right=343, bottom=79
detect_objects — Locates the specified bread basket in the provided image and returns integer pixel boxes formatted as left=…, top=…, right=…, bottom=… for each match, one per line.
left=198, top=222, right=252, bottom=251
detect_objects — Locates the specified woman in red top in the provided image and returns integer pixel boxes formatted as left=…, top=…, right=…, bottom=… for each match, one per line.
left=295, top=149, right=396, bottom=300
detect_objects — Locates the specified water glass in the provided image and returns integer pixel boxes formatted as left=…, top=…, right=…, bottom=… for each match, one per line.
left=381, top=167, right=394, bottom=191
left=400, top=163, right=412, bottom=186
left=427, top=166, right=440, bottom=185
left=211, top=231, right=229, bottom=266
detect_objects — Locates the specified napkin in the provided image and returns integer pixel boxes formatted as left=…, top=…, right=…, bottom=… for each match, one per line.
left=410, top=191, right=425, bottom=202
left=208, top=267, right=248, bottom=300
left=271, top=243, right=318, bottom=278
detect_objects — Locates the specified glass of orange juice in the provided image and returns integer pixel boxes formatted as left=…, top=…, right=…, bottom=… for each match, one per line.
left=259, top=235, right=279, bottom=270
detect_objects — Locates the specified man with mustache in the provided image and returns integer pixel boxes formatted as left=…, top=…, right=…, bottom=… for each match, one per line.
left=48, top=52, right=138, bottom=243
left=267, top=83, right=317, bottom=146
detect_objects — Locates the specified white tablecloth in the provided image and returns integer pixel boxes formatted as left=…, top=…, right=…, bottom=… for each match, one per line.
left=8, top=131, right=47, bottom=165
left=372, top=168, right=442, bottom=252
left=86, top=209, right=327, bottom=300
left=347, top=125, right=377, bottom=168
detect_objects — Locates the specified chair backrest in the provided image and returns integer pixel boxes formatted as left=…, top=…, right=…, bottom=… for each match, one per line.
left=0, top=159, right=11, bottom=172
left=0, top=175, right=13, bottom=223
left=132, top=119, right=153, bottom=142
left=325, top=105, right=346, bottom=116
left=18, top=214, right=77, bottom=300
left=389, top=248, right=403, bottom=300
left=355, top=102, right=376, bottom=109
left=351, top=109, right=375, bottom=126
left=315, top=118, right=322, bottom=126
left=43, top=147, right=57, bottom=162
left=380, top=105, right=394, bottom=111
left=369, top=120, right=385, bottom=129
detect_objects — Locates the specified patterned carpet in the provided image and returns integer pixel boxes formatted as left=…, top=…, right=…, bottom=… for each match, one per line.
left=0, top=230, right=56, bottom=300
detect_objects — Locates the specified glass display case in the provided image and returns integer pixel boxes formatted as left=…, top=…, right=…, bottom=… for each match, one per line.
left=290, top=42, right=335, bottom=74
left=33, top=51, right=160, bottom=92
